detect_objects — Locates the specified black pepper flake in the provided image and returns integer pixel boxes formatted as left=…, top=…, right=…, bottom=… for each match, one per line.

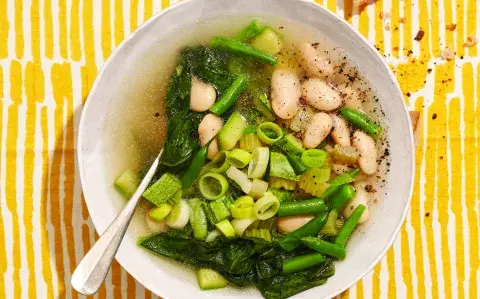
left=425, top=212, right=430, bottom=217
left=278, top=26, right=284, bottom=29
left=414, top=30, right=425, bottom=41
left=154, top=112, right=160, bottom=117
left=427, top=68, right=432, bottom=73
left=440, top=156, right=444, bottom=159
left=432, top=113, right=438, bottom=120
left=406, top=92, right=411, bottom=97
left=311, top=42, right=320, bottom=48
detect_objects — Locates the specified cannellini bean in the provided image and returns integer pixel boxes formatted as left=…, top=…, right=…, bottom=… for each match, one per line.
left=190, top=76, right=217, bottom=112
left=330, top=114, right=351, bottom=146
left=145, top=212, right=169, bottom=233
left=198, top=114, right=223, bottom=159
left=339, top=85, right=363, bottom=111
left=270, top=68, right=301, bottom=119
left=303, top=112, right=333, bottom=149
left=343, top=185, right=370, bottom=223
left=299, top=42, right=335, bottom=79
left=277, top=215, right=315, bottom=234
left=352, top=130, right=378, bottom=175
left=302, top=78, right=343, bottom=111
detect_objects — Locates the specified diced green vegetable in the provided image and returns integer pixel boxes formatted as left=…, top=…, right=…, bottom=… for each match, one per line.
left=235, top=20, right=265, bottom=41
left=269, top=152, right=299, bottom=181
left=149, top=204, right=172, bottom=221
left=268, top=187, right=294, bottom=202
left=298, top=168, right=331, bottom=197
left=253, top=93, right=275, bottom=121
left=197, top=269, right=228, bottom=290
left=142, top=173, right=182, bottom=206
left=277, top=134, right=305, bottom=155
left=210, top=36, right=278, bottom=65
left=198, top=172, right=229, bottom=201
left=210, top=75, right=248, bottom=115
left=114, top=169, right=140, bottom=199
left=218, top=112, right=247, bottom=150
left=268, top=176, right=297, bottom=190
left=210, top=151, right=231, bottom=173
left=227, top=149, right=253, bottom=168
left=207, top=200, right=231, bottom=224
left=250, top=27, right=283, bottom=55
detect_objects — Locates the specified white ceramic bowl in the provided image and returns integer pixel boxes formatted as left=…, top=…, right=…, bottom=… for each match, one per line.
left=78, top=0, right=415, bottom=298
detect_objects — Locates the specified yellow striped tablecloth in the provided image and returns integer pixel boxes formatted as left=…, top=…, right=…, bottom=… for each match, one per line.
left=0, top=0, right=479, bottom=298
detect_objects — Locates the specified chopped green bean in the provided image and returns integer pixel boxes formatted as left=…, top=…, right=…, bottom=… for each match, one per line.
left=279, top=212, right=329, bottom=251
left=210, top=36, right=278, bottom=65
left=210, top=75, right=248, bottom=115
left=282, top=253, right=325, bottom=274
left=235, top=20, right=264, bottom=41
left=301, top=236, right=346, bottom=259
left=335, top=204, right=366, bottom=247
left=331, top=185, right=356, bottom=210
left=339, top=107, right=383, bottom=137
left=277, top=198, right=328, bottom=217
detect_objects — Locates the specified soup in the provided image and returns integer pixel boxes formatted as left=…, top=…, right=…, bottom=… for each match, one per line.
left=112, top=17, right=389, bottom=299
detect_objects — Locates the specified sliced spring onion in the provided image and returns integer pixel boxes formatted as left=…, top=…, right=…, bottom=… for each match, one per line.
left=257, top=122, right=283, bottom=144
left=148, top=203, right=172, bottom=221
left=210, top=151, right=231, bottom=173
left=166, top=200, right=191, bottom=229
left=248, top=178, right=269, bottom=199
left=226, top=166, right=252, bottom=194
left=231, top=217, right=257, bottom=236
left=231, top=206, right=254, bottom=219
left=234, top=195, right=254, bottom=208
left=189, top=199, right=208, bottom=240
left=245, top=228, right=272, bottom=241
left=206, top=229, right=221, bottom=242
left=301, top=149, right=327, bottom=168
left=227, top=149, right=253, bottom=168
left=198, top=172, right=229, bottom=200
left=247, top=147, right=269, bottom=179
left=215, top=219, right=236, bottom=238
left=253, top=191, right=280, bottom=220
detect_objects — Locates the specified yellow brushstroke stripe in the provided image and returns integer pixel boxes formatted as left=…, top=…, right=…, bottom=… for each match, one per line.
left=466, top=0, right=477, bottom=56
left=386, top=248, right=396, bottom=298
left=443, top=0, right=453, bottom=50
left=465, top=63, right=479, bottom=298
left=114, top=0, right=125, bottom=47
left=0, top=65, right=6, bottom=298
left=455, top=0, right=465, bottom=58
left=391, top=0, right=400, bottom=57
left=31, top=0, right=41, bottom=61
left=374, top=0, right=384, bottom=53
left=358, top=3, right=369, bottom=38
left=400, top=221, right=413, bottom=299
left=327, top=0, right=336, bottom=13
left=59, top=0, right=68, bottom=59
left=7, top=60, right=23, bottom=299
left=112, top=261, right=122, bottom=298
left=402, top=0, right=412, bottom=57
left=93, top=232, right=108, bottom=298
left=14, top=0, right=23, bottom=58
left=0, top=0, right=9, bottom=58
left=418, top=0, right=430, bottom=60
left=40, top=106, right=54, bottom=299
left=145, top=289, right=152, bottom=299
left=130, top=0, right=139, bottom=32
left=162, top=0, right=169, bottom=9
left=50, top=63, right=68, bottom=297
left=430, top=0, right=440, bottom=56
left=144, top=0, right=153, bottom=20
left=102, top=0, right=112, bottom=60
left=44, top=0, right=54, bottom=59
left=24, top=61, right=43, bottom=299
left=127, top=274, right=136, bottom=297
left=448, top=97, right=465, bottom=299
left=81, top=0, right=97, bottom=104
left=70, top=0, right=81, bottom=61
left=372, top=261, right=382, bottom=298
left=340, top=288, right=350, bottom=299
left=356, top=279, right=364, bottom=299
left=343, top=0, right=353, bottom=23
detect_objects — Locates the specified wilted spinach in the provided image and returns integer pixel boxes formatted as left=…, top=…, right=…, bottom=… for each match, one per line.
left=139, top=233, right=335, bottom=299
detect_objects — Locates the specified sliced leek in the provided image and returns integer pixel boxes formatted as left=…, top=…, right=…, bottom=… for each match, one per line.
left=227, top=149, right=253, bottom=168
left=247, top=147, right=269, bottom=179
left=215, top=219, right=235, bottom=238
left=166, top=200, right=191, bottom=229
left=210, top=151, right=231, bottom=173
left=226, top=166, right=252, bottom=194
left=257, top=122, right=283, bottom=144
left=231, top=217, right=257, bottom=236
left=198, top=172, right=229, bottom=200
left=248, top=178, right=269, bottom=199
left=253, top=191, right=280, bottom=220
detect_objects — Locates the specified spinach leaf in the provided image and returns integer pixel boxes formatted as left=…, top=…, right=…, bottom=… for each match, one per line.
left=165, top=56, right=191, bottom=119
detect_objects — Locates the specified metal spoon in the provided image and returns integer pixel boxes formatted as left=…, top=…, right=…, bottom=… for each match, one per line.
left=71, top=150, right=163, bottom=295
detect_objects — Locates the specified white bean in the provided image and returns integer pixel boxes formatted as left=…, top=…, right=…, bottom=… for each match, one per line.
left=277, top=215, right=315, bottom=234
left=302, top=78, right=343, bottom=111
left=352, top=130, right=378, bottom=175
left=198, top=114, right=223, bottom=159
left=343, top=185, right=370, bottom=224
left=303, top=112, right=333, bottom=149
left=339, top=85, right=363, bottom=111
left=270, top=68, right=301, bottom=119
left=299, top=42, right=335, bottom=79
left=190, top=76, right=217, bottom=112
left=330, top=114, right=351, bottom=146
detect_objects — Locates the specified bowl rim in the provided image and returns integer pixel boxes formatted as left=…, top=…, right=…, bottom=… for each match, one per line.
left=78, top=0, right=415, bottom=298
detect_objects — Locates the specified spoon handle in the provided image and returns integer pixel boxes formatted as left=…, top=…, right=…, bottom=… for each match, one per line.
left=71, top=150, right=163, bottom=295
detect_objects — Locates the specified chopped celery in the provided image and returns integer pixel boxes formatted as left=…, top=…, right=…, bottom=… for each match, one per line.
left=245, top=228, right=272, bottom=241
left=239, top=133, right=262, bottom=153
left=250, top=27, right=283, bottom=55
left=142, top=173, right=182, bottom=206
left=197, top=269, right=228, bottom=290
left=268, top=177, right=297, bottom=191
left=218, top=112, right=247, bottom=150
left=319, top=210, right=339, bottom=236
left=298, top=168, right=331, bottom=197
left=114, top=169, right=140, bottom=199
left=267, top=187, right=294, bottom=202
left=332, top=144, right=360, bottom=165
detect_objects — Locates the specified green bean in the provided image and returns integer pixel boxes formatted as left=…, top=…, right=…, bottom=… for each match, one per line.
left=278, top=198, right=328, bottom=217
left=181, top=136, right=216, bottom=188
left=209, top=37, right=278, bottom=65
left=209, top=75, right=248, bottom=115
left=279, top=212, right=329, bottom=251
left=285, top=151, right=308, bottom=174
left=301, top=236, right=346, bottom=259
left=235, top=20, right=264, bottom=41
left=320, top=168, right=360, bottom=201
left=331, top=185, right=356, bottom=210
left=282, top=253, right=325, bottom=274
left=335, top=204, right=366, bottom=247
left=339, top=107, right=383, bottom=137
